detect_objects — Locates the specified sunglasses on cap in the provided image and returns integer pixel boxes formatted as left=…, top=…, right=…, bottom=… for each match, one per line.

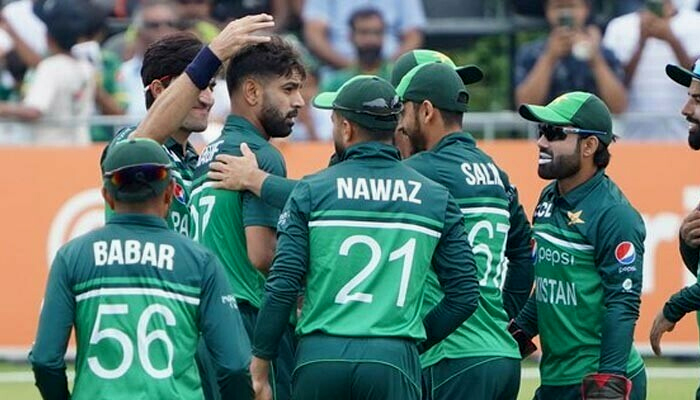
left=104, top=164, right=171, bottom=187
left=538, top=124, right=607, bottom=142
left=332, top=98, right=403, bottom=118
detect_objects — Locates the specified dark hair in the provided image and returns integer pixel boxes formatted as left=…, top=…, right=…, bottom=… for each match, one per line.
left=342, top=115, right=395, bottom=142
left=348, top=7, right=384, bottom=30
left=225, top=36, right=306, bottom=94
left=593, top=141, right=611, bottom=169
left=578, top=136, right=611, bottom=169
left=411, top=103, right=464, bottom=129
left=141, top=32, right=203, bottom=108
left=439, top=110, right=464, bottom=128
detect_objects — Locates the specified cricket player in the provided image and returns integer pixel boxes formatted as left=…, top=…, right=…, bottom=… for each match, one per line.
left=190, top=36, right=306, bottom=400
left=649, top=60, right=700, bottom=399
left=30, top=139, right=253, bottom=400
left=394, top=62, right=533, bottom=399
left=100, top=15, right=274, bottom=236
left=511, top=92, right=647, bottom=400
left=250, top=75, right=480, bottom=400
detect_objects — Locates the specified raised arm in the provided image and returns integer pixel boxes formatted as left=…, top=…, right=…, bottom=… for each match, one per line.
left=131, top=14, right=275, bottom=143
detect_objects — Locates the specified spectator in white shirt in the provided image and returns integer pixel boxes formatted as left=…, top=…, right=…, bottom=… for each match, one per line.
left=0, top=0, right=95, bottom=145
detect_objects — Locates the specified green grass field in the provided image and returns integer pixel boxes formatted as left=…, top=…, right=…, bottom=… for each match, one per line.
left=0, top=359, right=697, bottom=399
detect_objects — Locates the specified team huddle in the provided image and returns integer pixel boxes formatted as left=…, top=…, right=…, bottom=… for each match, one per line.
left=26, top=13, right=700, bottom=400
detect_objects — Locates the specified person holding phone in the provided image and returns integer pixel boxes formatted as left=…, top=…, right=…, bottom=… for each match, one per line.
left=603, top=0, right=700, bottom=140
left=515, top=0, right=627, bottom=113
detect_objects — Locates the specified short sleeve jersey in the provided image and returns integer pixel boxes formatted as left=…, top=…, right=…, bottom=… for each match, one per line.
left=531, top=170, right=645, bottom=385
left=190, top=115, right=287, bottom=308
left=101, top=126, right=199, bottom=236
left=403, top=132, right=521, bottom=367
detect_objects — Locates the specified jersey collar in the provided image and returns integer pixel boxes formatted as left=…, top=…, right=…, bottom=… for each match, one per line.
left=164, top=137, right=198, bottom=170
left=107, top=213, right=169, bottom=229
left=555, top=169, right=606, bottom=207
left=223, top=114, right=270, bottom=147
left=338, top=142, right=401, bottom=163
left=430, top=130, right=476, bottom=152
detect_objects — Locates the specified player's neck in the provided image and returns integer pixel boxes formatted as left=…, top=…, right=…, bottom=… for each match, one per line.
left=425, top=124, right=462, bottom=151
left=556, top=165, right=597, bottom=196
left=171, top=130, right=190, bottom=151
left=230, top=101, right=270, bottom=141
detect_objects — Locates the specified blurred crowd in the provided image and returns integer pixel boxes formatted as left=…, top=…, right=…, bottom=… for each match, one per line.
left=0, top=0, right=699, bottom=145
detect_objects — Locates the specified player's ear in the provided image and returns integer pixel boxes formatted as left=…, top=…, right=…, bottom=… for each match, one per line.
left=162, top=180, right=174, bottom=212
left=581, top=136, right=598, bottom=159
left=150, top=79, right=166, bottom=99
left=421, top=100, right=435, bottom=125
left=242, top=78, right=261, bottom=107
left=342, top=118, right=353, bottom=144
left=101, top=187, right=115, bottom=210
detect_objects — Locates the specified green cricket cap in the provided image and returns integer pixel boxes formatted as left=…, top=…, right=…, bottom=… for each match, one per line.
left=313, top=75, right=401, bottom=131
left=666, top=59, right=700, bottom=87
left=518, top=92, right=614, bottom=144
left=390, top=49, right=484, bottom=87
left=102, top=138, right=172, bottom=202
left=396, top=62, right=469, bottom=113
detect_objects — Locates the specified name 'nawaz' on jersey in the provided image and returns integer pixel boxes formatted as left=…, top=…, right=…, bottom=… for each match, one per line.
left=336, top=177, right=422, bottom=204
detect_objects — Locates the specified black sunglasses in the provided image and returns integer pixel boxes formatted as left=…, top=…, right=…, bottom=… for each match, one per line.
left=104, top=164, right=171, bottom=187
left=333, top=102, right=403, bottom=121
left=538, top=124, right=607, bottom=142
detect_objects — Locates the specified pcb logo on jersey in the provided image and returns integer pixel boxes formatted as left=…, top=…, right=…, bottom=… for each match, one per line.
left=615, top=241, right=636, bottom=265
left=173, top=182, right=187, bottom=204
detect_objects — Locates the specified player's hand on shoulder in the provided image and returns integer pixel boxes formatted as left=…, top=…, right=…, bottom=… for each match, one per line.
left=209, top=143, right=262, bottom=191
left=209, top=14, right=275, bottom=61
left=680, top=209, right=700, bottom=248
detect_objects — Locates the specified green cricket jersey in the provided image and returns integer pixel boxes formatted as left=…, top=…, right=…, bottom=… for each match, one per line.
left=253, top=142, right=480, bottom=360
left=30, top=214, right=253, bottom=400
left=190, top=115, right=286, bottom=309
left=403, top=132, right=532, bottom=367
left=101, top=126, right=198, bottom=236
left=516, top=170, right=645, bottom=385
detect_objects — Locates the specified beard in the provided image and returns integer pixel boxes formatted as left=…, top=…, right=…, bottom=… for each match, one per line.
left=688, top=116, right=700, bottom=150
left=357, top=45, right=382, bottom=66
left=260, top=99, right=298, bottom=138
left=333, top=134, right=346, bottom=159
left=538, top=143, right=582, bottom=180
left=403, top=112, right=427, bottom=156
left=689, top=131, right=700, bottom=150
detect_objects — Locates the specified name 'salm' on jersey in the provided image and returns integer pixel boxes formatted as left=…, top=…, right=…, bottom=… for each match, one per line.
left=461, top=162, right=504, bottom=188
left=93, top=240, right=176, bottom=271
